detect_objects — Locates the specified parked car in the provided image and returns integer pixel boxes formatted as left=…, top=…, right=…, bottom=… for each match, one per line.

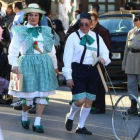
left=99, top=10, right=135, bottom=88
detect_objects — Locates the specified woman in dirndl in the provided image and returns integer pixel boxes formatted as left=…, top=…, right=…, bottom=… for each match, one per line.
left=8, top=3, right=58, bottom=133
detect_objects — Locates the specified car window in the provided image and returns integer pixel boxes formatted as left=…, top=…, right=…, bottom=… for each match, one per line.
left=99, top=17, right=134, bottom=34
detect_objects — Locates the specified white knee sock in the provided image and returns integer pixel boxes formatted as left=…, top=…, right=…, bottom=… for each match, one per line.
left=34, top=117, right=41, bottom=126
left=78, top=107, right=90, bottom=128
left=22, top=111, right=28, bottom=121
left=68, top=102, right=81, bottom=120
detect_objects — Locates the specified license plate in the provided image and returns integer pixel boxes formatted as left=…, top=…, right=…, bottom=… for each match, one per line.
left=112, top=53, right=121, bottom=59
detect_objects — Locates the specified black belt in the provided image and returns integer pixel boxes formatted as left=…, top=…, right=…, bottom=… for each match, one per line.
left=72, top=62, right=93, bottom=69
left=129, top=48, right=140, bottom=53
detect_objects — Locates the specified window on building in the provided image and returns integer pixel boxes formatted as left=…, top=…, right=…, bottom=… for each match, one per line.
left=88, top=0, right=116, bottom=14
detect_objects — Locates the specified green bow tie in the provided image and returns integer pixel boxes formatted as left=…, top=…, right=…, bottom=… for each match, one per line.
left=26, top=27, right=42, bottom=38
left=80, top=34, right=95, bottom=46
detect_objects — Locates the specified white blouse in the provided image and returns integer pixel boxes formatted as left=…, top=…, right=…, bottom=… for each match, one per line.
left=62, top=29, right=111, bottom=80
left=8, top=23, right=58, bottom=69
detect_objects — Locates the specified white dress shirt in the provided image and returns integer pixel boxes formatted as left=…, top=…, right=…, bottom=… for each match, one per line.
left=62, top=29, right=111, bottom=80
left=8, top=23, right=58, bottom=69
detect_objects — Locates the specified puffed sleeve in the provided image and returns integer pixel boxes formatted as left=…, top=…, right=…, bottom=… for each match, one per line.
left=99, top=35, right=111, bottom=66
left=62, top=34, right=74, bottom=80
left=48, top=45, right=58, bottom=69
left=8, top=31, right=21, bottom=67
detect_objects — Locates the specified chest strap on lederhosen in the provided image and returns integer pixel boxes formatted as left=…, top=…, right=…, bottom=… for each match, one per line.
left=75, top=31, right=100, bottom=64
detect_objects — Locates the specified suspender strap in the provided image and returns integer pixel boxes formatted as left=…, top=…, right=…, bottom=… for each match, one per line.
left=96, top=33, right=99, bottom=57
left=76, top=31, right=100, bottom=64
left=76, top=31, right=87, bottom=64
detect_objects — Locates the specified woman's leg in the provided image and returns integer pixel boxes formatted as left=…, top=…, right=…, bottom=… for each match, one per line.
left=22, top=99, right=33, bottom=121
left=34, top=98, right=47, bottom=126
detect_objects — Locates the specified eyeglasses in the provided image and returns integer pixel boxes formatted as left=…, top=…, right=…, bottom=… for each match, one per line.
left=133, top=18, right=139, bottom=22
left=79, top=22, right=89, bottom=27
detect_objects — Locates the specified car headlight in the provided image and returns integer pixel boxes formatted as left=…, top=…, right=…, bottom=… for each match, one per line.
left=112, top=53, right=121, bottom=59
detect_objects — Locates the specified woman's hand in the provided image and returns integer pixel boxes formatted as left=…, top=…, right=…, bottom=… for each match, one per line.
left=66, top=79, right=74, bottom=89
left=12, top=67, right=19, bottom=75
left=100, top=58, right=106, bottom=65
left=55, top=69, right=59, bottom=76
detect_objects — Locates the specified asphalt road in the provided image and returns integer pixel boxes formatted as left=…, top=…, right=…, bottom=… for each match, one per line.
left=0, top=86, right=140, bottom=140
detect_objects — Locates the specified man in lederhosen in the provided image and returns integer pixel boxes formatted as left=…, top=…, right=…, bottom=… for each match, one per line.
left=63, top=13, right=111, bottom=135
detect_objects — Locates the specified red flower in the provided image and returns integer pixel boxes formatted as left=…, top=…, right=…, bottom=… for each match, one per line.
left=34, top=41, right=38, bottom=45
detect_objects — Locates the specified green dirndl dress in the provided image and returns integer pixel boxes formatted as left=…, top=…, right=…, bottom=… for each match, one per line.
left=8, top=26, right=58, bottom=98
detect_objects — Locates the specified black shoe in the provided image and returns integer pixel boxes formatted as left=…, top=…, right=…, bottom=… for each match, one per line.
left=14, top=104, right=22, bottom=110
left=127, top=108, right=138, bottom=115
left=28, top=107, right=36, bottom=114
left=75, top=127, right=92, bottom=135
left=32, top=125, right=44, bottom=133
left=90, top=108, right=105, bottom=114
left=127, top=99, right=138, bottom=115
left=65, top=113, right=73, bottom=131
left=21, top=119, right=30, bottom=129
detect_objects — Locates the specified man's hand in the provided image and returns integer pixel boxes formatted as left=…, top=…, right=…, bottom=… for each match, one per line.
left=100, top=58, right=105, bottom=65
left=12, top=67, right=19, bottom=75
left=66, top=79, right=74, bottom=89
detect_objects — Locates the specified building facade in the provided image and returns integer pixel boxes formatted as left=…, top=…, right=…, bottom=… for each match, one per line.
left=78, top=0, right=140, bottom=14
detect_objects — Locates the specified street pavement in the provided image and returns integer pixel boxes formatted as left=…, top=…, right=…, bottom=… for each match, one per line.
left=0, top=86, right=140, bottom=140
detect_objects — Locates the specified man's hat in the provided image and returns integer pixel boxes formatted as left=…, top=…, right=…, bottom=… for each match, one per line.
left=132, top=13, right=140, bottom=19
left=80, top=13, right=91, bottom=20
left=22, top=3, right=46, bottom=14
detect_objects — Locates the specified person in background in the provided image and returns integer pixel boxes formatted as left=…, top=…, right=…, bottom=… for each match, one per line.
left=0, top=2, right=5, bottom=17
left=89, top=4, right=112, bottom=114
left=52, top=19, right=65, bottom=64
left=3, top=4, right=15, bottom=40
left=70, top=9, right=81, bottom=26
left=122, top=13, right=140, bottom=116
left=65, top=10, right=81, bottom=39
left=63, top=12, right=110, bottom=135
left=68, top=0, right=75, bottom=25
left=58, top=0, right=69, bottom=30
left=8, top=3, right=58, bottom=133
left=10, top=2, right=24, bottom=39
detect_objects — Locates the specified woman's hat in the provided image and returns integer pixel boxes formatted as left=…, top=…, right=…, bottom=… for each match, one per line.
left=22, top=3, right=46, bottom=14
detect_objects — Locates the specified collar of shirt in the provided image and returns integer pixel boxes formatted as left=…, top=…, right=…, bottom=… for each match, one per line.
left=26, top=23, right=39, bottom=28
left=135, top=27, right=140, bottom=32
left=78, top=29, right=92, bottom=38
left=16, top=11, right=24, bottom=15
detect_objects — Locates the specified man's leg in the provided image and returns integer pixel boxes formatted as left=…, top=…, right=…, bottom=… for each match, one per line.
left=76, top=99, right=92, bottom=135
left=65, top=99, right=84, bottom=131
left=127, top=74, right=138, bottom=115
left=91, top=79, right=106, bottom=114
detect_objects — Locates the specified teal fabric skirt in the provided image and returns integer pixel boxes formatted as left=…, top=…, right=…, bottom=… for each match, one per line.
left=18, top=54, right=58, bottom=92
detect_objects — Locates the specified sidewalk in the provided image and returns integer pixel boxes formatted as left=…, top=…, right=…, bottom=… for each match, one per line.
left=0, top=86, right=139, bottom=140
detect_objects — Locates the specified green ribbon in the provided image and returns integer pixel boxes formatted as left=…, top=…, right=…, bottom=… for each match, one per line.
left=69, top=100, right=74, bottom=105
left=91, top=107, right=96, bottom=111
left=26, top=27, right=42, bottom=38
left=80, top=34, right=95, bottom=46
left=22, top=119, right=30, bottom=126
left=34, top=125, right=44, bottom=130
left=20, top=98, right=26, bottom=106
